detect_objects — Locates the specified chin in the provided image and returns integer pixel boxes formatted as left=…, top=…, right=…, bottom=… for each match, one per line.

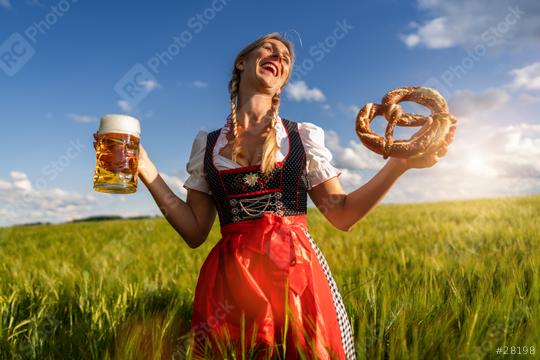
left=255, top=77, right=279, bottom=91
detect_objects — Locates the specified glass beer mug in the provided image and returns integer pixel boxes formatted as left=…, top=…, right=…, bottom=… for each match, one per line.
left=93, top=114, right=140, bottom=194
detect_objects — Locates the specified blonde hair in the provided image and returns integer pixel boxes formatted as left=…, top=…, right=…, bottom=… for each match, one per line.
left=228, top=32, right=295, bottom=175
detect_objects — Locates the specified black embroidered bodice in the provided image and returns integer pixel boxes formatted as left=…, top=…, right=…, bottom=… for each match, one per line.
left=204, top=118, right=308, bottom=226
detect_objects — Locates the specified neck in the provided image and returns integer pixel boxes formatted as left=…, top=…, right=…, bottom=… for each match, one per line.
left=236, top=90, right=276, bottom=129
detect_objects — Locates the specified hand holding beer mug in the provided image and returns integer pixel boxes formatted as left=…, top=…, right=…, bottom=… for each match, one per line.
left=93, top=114, right=140, bottom=194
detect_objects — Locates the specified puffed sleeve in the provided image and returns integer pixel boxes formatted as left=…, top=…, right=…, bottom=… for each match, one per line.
left=298, top=122, right=342, bottom=190
left=182, top=130, right=212, bottom=195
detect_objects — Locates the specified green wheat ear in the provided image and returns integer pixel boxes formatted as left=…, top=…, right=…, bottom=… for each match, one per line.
left=2, top=196, right=539, bottom=359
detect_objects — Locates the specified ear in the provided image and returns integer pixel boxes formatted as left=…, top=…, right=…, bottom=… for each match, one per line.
left=235, top=59, right=245, bottom=71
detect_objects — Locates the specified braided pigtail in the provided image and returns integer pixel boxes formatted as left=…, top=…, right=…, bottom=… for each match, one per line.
left=260, top=92, right=281, bottom=175
left=228, top=71, right=242, bottom=163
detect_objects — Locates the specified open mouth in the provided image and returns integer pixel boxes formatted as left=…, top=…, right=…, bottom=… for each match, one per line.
left=260, top=61, right=279, bottom=77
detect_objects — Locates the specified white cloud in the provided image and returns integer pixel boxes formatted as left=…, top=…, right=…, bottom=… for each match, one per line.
left=10, top=171, right=32, bottom=192
left=498, top=123, right=540, bottom=158
left=401, top=16, right=459, bottom=49
left=10, top=171, right=28, bottom=180
left=517, top=93, right=540, bottom=104
left=117, top=100, right=131, bottom=112
left=0, top=171, right=97, bottom=226
left=336, top=168, right=364, bottom=190
left=285, top=81, right=326, bottom=102
left=417, top=0, right=443, bottom=8
left=402, top=34, right=421, bottom=47
left=161, top=172, right=187, bottom=197
left=0, top=169, right=193, bottom=227
left=140, top=79, right=159, bottom=91
left=337, top=102, right=360, bottom=115
left=192, top=80, right=208, bottom=88
left=402, top=1, right=534, bottom=50
left=325, top=130, right=385, bottom=170
left=0, top=0, right=11, bottom=9
left=115, top=81, right=159, bottom=113
left=383, top=118, right=540, bottom=203
left=509, top=62, right=540, bottom=91
left=449, top=88, right=510, bottom=116
left=0, top=179, right=12, bottom=190
left=67, top=113, right=98, bottom=123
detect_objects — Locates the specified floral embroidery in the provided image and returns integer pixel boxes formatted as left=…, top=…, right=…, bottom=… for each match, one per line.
left=230, top=167, right=281, bottom=193
left=244, top=173, right=259, bottom=187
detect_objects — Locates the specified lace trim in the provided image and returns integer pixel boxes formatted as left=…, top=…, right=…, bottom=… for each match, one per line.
left=229, top=192, right=284, bottom=222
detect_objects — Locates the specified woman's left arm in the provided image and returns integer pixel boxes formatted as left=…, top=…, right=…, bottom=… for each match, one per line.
left=308, top=131, right=453, bottom=232
left=308, top=157, right=409, bottom=232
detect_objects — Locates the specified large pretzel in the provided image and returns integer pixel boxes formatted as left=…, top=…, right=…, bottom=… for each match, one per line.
left=355, top=86, right=457, bottom=159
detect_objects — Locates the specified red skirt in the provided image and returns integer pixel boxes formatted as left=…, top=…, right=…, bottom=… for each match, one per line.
left=189, top=212, right=351, bottom=359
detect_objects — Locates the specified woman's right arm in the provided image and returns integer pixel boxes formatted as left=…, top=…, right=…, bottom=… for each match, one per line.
left=93, top=132, right=216, bottom=248
left=136, top=144, right=217, bottom=248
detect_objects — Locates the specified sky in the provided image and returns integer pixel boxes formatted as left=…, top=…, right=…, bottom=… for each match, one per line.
left=1, top=0, right=540, bottom=226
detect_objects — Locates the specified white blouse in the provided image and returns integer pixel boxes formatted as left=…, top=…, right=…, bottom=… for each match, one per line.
left=183, top=116, right=342, bottom=195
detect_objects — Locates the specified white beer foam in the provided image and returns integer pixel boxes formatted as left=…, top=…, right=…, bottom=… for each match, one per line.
left=98, top=114, right=140, bottom=137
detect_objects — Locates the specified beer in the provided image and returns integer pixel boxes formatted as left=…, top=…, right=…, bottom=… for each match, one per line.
left=93, top=114, right=140, bottom=194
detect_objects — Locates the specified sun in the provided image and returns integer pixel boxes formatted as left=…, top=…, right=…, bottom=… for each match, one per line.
left=466, top=154, right=484, bottom=169
left=465, top=153, right=498, bottom=178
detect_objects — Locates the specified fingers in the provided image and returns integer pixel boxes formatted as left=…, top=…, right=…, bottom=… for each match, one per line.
left=411, top=117, right=433, bottom=140
left=436, top=124, right=455, bottom=158
left=446, top=124, right=456, bottom=143
left=420, top=152, right=439, bottom=169
left=425, top=152, right=439, bottom=168
left=432, top=155, right=440, bottom=167
left=419, top=117, right=433, bottom=131
left=436, top=143, right=448, bottom=157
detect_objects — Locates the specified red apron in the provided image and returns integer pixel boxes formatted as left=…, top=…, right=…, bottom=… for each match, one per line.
left=190, top=212, right=347, bottom=359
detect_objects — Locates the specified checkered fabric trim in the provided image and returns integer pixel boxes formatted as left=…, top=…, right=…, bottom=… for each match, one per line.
left=303, top=229, right=357, bottom=360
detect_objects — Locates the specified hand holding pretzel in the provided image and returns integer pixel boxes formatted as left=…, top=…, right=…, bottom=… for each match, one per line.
left=355, top=86, right=457, bottom=167
left=399, top=117, right=455, bottom=170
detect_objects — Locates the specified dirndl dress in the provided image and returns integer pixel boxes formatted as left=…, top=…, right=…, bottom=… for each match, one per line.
left=188, top=118, right=356, bottom=359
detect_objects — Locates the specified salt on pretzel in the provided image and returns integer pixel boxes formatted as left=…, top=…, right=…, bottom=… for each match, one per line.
left=355, top=86, right=457, bottom=159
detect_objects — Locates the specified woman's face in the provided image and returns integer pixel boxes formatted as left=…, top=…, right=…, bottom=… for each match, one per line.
left=236, top=38, right=292, bottom=95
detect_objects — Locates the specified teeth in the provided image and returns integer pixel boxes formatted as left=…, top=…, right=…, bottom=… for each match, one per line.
left=262, top=64, right=276, bottom=76
left=262, top=62, right=278, bottom=76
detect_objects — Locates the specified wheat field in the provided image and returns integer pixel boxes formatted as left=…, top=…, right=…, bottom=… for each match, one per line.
left=0, top=195, right=538, bottom=359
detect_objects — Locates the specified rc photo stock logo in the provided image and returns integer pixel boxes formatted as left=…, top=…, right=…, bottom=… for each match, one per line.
left=0, top=33, right=36, bottom=77
left=113, top=0, right=232, bottom=108
left=114, top=63, right=159, bottom=109
left=0, top=0, right=80, bottom=77
left=420, top=5, right=524, bottom=99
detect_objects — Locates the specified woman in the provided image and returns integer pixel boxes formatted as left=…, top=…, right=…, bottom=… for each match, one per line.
left=133, top=33, right=453, bottom=359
